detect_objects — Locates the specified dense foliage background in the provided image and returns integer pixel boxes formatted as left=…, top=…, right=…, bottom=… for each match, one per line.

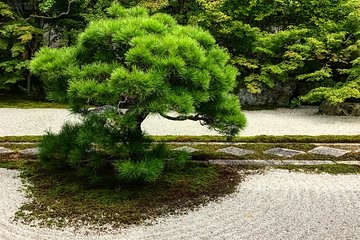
left=1, top=0, right=360, bottom=105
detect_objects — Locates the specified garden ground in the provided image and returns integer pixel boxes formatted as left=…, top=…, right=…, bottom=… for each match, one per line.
left=0, top=167, right=360, bottom=240
left=0, top=106, right=359, bottom=239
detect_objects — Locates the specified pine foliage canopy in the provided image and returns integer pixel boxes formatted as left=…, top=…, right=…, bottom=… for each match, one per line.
left=31, top=3, right=246, bottom=136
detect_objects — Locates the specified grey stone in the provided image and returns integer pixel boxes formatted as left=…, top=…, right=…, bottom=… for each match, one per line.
left=308, top=146, right=350, bottom=157
left=336, top=161, right=360, bottom=166
left=216, top=147, right=254, bottom=157
left=208, top=159, right=335, bottom=166
left=238, top=81, right=296, bottom=107
left=264, top=148, right=305, bottom=157
left=0, top=147, right=14, bottom=154
left=193, top=160, right=209, bottom=165
left=88, top=105, right=122, bottom=114
left=319, top=101, right=360, bottom=116
left=281, top=160, right=334, bottom=165
left=209, top=160, right=281, bottom=166
left=19, top=148, right=39, bottom=156
left=173, top=146, right=199, bottom=153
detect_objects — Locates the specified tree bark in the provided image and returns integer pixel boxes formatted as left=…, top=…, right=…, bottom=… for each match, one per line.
left=127, top=111, right=149, bottom=163
left=26, top=71, right=31, bottom=92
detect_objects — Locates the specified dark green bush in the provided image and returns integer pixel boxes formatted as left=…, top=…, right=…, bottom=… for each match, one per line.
left=115, top=143, right=181, bottom=183
left=166, top=150, right=190, bottom=171
left=39, top=123, right=82, bottom=170
left=38, top=112, right=176, bottom=184
left=115, top=158, right=165, bottom=183
left=38, top=111, right=124, bottom=178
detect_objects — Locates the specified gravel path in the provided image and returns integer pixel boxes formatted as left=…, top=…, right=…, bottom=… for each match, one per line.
left=1, top=168, right=360, bottom=240
left=0, top=106, right=359, bottom=136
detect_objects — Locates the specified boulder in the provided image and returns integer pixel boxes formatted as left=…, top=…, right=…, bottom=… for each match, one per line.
left=238, top=81, right=296, bottom=107
left=318, top=101, right=360, bottom=116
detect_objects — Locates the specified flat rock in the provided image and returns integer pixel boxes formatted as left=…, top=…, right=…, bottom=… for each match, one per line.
left=216, top=147, right=254, bottom=157
left=264, top=148, right=305, bottom=157
left=355, top=149, right=360, bottom=153
left=19, top=148, right=39, bottom=156
left=209, top=160, right=281, bottom=166
left=173, top=146, right=199, bottom=153
left=88, top=105, right=120, bottom=114
left=281, top=160, right=334, bottom=165
left=336, top=161, right=360, bottom=166
left=0, top=147, right=14, bottom=154
left=308, top=146, right=350, bottom=157
left=209, top=159, right=335, bottom=166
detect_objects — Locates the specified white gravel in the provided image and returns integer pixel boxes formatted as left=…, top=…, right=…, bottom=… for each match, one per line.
left=0, top=106, right=359, bottom=136
left=1, top=168, right=360, bottom=240
left=0, top=108, right=81, bottom=136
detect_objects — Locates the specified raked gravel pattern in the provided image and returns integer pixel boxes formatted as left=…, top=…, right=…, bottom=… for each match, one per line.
left=1, top=168, right=360, bottom=240
left=0, top=106, right=360, bottom=136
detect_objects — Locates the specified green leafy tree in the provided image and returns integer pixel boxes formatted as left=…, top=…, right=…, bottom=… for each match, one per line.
left=0, top=0, right=171, bottom=93
left=299, top=0, right=360, bottom=104
left=0, top=0, right=79, bottom=93
left=0, top=2, right=42, bottom=91
left=156, top=0, right=360, bottom=105
left=227, top=0, right=360, bottom=104
left=31, top=4, right=246, bottom=182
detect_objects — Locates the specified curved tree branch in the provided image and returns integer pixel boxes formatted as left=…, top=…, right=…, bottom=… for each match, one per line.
left=26, top=0, right=74, bottom=20
left=159, top=112, right=208, bottom=121
left=117, top=96, right=128, bottom=109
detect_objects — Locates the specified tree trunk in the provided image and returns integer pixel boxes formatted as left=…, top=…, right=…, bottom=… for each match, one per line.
left=24, top=30, right=39, bottom=93
left=26, top=71, right=31, bottom=92
left=127, top=111, right=149, bottom=163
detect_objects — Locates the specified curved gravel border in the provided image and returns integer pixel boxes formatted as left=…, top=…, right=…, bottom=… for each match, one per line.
left=1, top=168, right=360, bottom=240
left=0, top=106, right=359, bottom=136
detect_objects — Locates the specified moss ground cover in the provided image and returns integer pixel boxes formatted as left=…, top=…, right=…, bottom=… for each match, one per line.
left=152, top=135, right=360, bottom=143
left=1, top=160, right=242, bottom=229
left=0, top=158, right=358, bottom=230
left=1, top=142, right=359, bottom=162
left=1, top=135, right=360, bottom=143
left=0, top=143, right=38, bottom=150
left=0, top=94, right=68, bottom=109
left=0, top=159, right=31, bottom=169
left=277, top=164, right=360, bottom=174
left=0, top=136, right=43, bottom=142
left=169, top=143, right=360, bottom=162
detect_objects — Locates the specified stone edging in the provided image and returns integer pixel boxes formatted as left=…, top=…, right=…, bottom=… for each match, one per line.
left=202, top=159, right=360, bottom=166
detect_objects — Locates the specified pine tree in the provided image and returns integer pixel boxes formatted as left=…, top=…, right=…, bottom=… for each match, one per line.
left=31, top=4, right=246, bottom=174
